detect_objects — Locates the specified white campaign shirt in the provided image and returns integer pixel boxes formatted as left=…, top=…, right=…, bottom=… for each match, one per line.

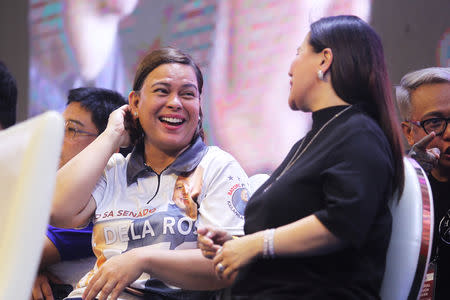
left=68, top=141, right=250, bottom=299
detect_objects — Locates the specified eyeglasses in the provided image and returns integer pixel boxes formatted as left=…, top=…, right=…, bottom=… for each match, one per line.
left=408, top=117, right=450, bottom=136
left=64, top=120, right=98, bottom=139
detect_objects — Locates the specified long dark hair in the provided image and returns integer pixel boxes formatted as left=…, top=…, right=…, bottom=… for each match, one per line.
left=309, top=15, right=404, bottom=196
left=127, top=47, right=205, bottom=145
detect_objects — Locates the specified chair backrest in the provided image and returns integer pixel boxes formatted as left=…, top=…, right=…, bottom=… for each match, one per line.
left=0, top=111, right=64, bottom=300
left=48, top=256, right=97, bottom=289
left=380, top=156, right=434, bottom=300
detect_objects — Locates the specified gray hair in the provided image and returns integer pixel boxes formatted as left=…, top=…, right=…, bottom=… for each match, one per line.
left=396, top=67, right=450, bottom=120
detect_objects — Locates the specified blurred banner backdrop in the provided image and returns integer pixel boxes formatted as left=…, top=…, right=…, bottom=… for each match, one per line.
left=29, top=0, right=448, bottom=175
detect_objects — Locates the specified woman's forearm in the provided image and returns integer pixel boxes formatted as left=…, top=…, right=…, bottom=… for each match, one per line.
left=210, top=215, right=345, bottom=280
left=50, top=131, right=120, bottom=228
left=217, top=215, right=344, bottom=269
left=272, top=215, right=343, bottom=257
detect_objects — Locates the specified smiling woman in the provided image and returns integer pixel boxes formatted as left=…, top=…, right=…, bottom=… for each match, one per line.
left=50, top=48, right=250, bottom=300
left=129, top=62, right=201, bottom=162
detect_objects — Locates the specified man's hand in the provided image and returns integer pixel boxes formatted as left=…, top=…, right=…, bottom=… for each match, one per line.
left=408, top=132, right=440, bottom=174
left=30, top=271, right=63, bottom=300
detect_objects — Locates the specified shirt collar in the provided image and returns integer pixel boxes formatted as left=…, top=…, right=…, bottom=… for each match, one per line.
left=126, top=136, right=208, bottom=186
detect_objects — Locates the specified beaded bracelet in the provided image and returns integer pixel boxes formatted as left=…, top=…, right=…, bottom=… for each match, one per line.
left=263, top=228, right=276, bottom=259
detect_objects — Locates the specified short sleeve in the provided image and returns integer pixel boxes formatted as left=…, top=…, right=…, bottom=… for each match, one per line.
left=314, top=129, right=393, bottom=248
left=91, top=153, right=123, bottom=208
left=91, top=175, right=107, bottom=207
left=196, top=149, right=249, bottom=236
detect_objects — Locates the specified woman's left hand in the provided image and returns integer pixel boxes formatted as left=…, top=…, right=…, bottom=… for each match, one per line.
left=82, top=249, right=143, bottom=300
left=104, top=105, right=132, bottom=149
left=212, top=232, right=262, bottom=280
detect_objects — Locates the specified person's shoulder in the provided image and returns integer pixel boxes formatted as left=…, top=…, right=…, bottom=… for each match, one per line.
left=199, top=146, right=245, bottom=173
left=331, top=109, right=391, bottom=157
left=340, top=109, right=385, bottom=138
left=200, top=146, right=248, bottom=185
left=203, top=145, right=238, bottom=163
left=345, top=108, right=378, bottom=128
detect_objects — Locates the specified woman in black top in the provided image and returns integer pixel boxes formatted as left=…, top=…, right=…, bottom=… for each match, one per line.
left=198, top=15, right=405, bottom=299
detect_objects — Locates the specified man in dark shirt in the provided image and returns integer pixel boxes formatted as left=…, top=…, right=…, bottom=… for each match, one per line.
left=396, top=67, right=450, bottom=300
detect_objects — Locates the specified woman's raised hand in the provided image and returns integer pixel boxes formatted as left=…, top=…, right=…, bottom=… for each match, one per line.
left=105, top=104, right=131, bottom=148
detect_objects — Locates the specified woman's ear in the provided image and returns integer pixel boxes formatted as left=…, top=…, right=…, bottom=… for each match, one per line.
left=128, top=90, right=140, bottom=113
left=320, top=48, right=333, bottom=75
left=401, top=121, right=416, bottom=146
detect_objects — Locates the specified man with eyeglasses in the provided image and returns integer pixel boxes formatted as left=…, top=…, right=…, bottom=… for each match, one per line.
left=397, top=67, right=450, bottom=300
left=31, top=87, right=127, bottom=300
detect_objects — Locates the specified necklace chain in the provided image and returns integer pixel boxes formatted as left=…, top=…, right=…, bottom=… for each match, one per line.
left=276, top=105, right=353, bottom=180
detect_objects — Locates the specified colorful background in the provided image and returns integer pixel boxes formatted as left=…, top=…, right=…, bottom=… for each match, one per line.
left=27, top=0, right=450, bottom=175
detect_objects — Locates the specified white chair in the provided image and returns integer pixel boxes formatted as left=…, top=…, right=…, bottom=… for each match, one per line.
left=48, top=256, right=97, bottom=290
left=380, top=156, right=434, bottom=300
left=248, top=173, right=270, bottom=194
left=0, top=111, right=64, bottom=300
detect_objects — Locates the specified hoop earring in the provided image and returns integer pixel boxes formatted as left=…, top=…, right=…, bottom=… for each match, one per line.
left=317, top=70, right=324, bottom=81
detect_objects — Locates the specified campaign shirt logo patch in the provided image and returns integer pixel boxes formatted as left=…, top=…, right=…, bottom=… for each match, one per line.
left=227, top=184, right=249, bottom=219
